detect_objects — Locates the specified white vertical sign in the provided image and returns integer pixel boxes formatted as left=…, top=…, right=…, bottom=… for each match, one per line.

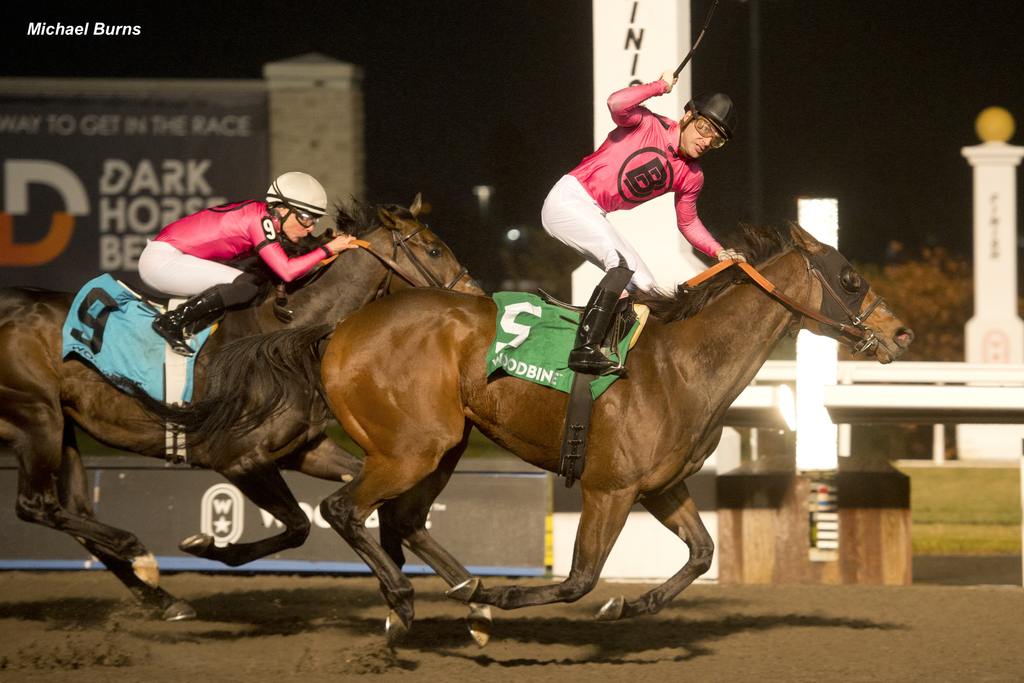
left=576, top=0, right=700, bottom=302
left=795, top=198, right=839, bottom=472
left=958, top=137, right=1024, bottom=460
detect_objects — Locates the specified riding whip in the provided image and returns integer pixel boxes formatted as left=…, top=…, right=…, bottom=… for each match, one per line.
left=673, top=0, right=720, bottom=78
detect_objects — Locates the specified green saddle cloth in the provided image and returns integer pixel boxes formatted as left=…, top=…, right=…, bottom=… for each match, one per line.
left=485, top=291, right=637, bottom=400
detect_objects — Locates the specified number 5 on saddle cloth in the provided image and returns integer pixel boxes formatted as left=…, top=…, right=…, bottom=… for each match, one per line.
left=484, top=291, right=649, bottom=487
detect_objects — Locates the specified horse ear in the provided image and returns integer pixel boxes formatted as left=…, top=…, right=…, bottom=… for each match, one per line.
left=409, top=193, right=423, bottom=217
left=377, top=206, right=397, bottom=228
left=788, top=222, right=824, bottom=252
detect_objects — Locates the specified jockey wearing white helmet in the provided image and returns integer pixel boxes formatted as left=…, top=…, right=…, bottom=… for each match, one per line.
left=138, top=171, right=357, bottom=356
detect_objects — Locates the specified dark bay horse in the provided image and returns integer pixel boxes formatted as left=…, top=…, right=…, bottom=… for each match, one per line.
left=0, top=195, right=482, bottom=620
left=160, top=222, right=914, bottom=644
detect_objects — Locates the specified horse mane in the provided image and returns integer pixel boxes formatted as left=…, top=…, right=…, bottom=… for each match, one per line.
left=280, top=197, right=408, bottom=255
left=332, top=198, right=411, bottom=239
left=634, top=223, right=796, bottom=323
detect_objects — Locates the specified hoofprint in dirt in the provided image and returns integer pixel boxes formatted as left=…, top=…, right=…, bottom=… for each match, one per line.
left=0, top=572, right=1020, bottom=682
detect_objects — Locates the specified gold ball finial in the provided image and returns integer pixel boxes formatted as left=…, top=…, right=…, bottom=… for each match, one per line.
left=975, top=106, right=1015, bottom=142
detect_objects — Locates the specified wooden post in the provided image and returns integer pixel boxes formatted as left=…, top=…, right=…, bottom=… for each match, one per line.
left=717, top=453, right=911, bottom=585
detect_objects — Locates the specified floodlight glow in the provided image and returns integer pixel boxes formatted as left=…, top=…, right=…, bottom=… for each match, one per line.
left=506, top=228, right=522, bottom=242
left=775, top=383, right=796, bottom=431
left=796, top=198, right=839, bottom=472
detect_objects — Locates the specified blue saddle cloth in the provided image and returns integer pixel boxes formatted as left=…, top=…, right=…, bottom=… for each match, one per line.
left=62, top=274, right=212, bottom=402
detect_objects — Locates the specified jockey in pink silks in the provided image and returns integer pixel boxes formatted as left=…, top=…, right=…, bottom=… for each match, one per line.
left=541, top=68, right=741, bottom=375
left=138, top=171, right=358, bottom=356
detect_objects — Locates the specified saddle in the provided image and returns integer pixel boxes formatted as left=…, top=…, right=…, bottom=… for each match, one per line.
left=537, top=290, right=649, bottom=488
left=537, top=289, right=648, bottom=355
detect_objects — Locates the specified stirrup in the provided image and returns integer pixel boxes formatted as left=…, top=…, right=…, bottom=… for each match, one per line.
left=568, top=346, right=624, bottom=376
left=152, top=320, right=194, bottom=357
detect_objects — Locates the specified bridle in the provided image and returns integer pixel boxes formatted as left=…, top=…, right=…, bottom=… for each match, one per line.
left=805, top=259, right=883, bottom=354
left=685, top=256, right=883, bottom=355
left=369, top=223, right=470, bottom=297
left=273, top=220, right=471, bottom=322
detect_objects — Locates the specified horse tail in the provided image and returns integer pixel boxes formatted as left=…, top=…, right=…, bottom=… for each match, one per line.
left=117, top=323, right=334, bottom=446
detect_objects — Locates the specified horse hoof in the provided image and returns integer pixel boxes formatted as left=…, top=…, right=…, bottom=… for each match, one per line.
left=131, top=553, right=160, bottom=588
left=162, top=600, right=197, bottom=621
left=179, top=533, right=213, bottom=555
left=385, top=609, right=409, bottom=646
left=596, top=596, right=625, bottom=621
left=467, top=603, right=492, bottom=647
left=445, top=577, right=481, bottom=602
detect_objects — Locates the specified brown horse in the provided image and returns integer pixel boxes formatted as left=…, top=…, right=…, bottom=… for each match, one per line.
left=0, top=195, right=482, bottom=621
left=171, top=222, right=913, bottom=644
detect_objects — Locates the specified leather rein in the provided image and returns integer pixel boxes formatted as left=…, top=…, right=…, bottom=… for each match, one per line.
left=368, top=224, right=470, bottom=296
left=684, top=257, right=882, bottom=355
left=308, top=224, right=470, bottom=297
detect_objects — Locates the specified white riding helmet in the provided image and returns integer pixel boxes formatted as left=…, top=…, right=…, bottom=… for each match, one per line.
left=266, top=171, right=328, bottom=216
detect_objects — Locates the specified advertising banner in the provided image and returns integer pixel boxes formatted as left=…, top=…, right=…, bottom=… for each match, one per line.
left=0, top=88, right=268, bottom=291
left=0, top=456, right=548, bottom=576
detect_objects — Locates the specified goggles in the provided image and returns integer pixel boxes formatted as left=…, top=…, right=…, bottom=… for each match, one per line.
left=694, top=116, right=726, bottom=149
left=296, top=210, right=320, bottom=229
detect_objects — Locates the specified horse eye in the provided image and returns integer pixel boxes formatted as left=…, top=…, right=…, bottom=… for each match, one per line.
left=428, top=246, right=442, bottom=258
left=840, top=267, right=862, bottom=293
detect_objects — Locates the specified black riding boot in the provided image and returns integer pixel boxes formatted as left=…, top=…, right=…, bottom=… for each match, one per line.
left=152, top=287, right=226, bottom=357
left=567, top=264, right=634, bottom=376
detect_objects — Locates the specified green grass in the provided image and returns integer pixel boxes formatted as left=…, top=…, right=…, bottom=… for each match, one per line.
left=901, top=466, right=1022, bottom=555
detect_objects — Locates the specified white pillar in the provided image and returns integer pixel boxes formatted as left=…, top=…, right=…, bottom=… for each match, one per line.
left=957, top=109, right=1024, bottom=461
left=577, top=0, right=703, bottom=303
left=795, top=198, right=839, bottom=472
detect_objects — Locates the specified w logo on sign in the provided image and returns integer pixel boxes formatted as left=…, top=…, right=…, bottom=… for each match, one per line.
left=201, top=483, right=245, bottom=547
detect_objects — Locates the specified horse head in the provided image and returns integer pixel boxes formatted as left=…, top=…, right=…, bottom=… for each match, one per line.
left=368, top=194, right=485, bottom=295
left=786, top=222, right=913, bottom=363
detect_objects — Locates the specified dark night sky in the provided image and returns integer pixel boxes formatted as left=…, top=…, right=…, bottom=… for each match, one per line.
left=3, top=0, right=1024, bottom=282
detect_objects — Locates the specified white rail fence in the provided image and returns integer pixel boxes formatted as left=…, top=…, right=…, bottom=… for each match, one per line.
left=727, top=361, right=1024, bottom=463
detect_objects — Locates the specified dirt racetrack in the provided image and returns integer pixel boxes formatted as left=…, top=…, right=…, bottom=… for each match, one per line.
left=0, top=571, right=1021, bottom=682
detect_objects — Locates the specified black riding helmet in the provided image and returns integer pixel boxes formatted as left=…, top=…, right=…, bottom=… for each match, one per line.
left=685, top=93, right=736, bottom=141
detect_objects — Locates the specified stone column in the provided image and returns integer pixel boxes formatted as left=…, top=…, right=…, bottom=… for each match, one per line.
left=957, top=107, right=1024, bottom=460
left=263, top=53, right=364, bottom=213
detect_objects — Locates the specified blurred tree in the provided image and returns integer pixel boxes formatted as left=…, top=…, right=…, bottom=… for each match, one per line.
left=852, top=247, right=972, bottom=362
left=849, top=248, right=974, bottom=459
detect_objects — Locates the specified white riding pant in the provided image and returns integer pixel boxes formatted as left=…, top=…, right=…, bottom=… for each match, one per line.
left=137, top=239, right=244, bottom=297
left=541, top=174, right=657, bottom=292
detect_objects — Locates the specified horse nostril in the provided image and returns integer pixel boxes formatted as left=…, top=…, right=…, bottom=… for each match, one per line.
left=894, top=327, right=914, bottom=348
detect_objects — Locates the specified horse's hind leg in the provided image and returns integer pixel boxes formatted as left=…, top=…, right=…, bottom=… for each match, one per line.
left=377, top=427, right=493, bottom=645
left=596, top=479, right=713, bottom=621
left=58, top=425, right=195, bottom=620
left=319, top=449, right=448, bottom=645
left=450, top=485, right=637, bottom=610
left=377, top=427, right=470, bottom=582
left=10, top=403, right=155, bottom=571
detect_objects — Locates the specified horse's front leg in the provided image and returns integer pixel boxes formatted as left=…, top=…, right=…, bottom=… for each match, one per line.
left=449, top=484, right=637, bottom=610
left=179, top=461, right=310, bottom=566
left=596, top=479, right=713, bottom=621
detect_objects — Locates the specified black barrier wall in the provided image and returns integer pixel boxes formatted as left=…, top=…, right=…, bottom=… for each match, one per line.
left=0, top=455, right=548, bottom=576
